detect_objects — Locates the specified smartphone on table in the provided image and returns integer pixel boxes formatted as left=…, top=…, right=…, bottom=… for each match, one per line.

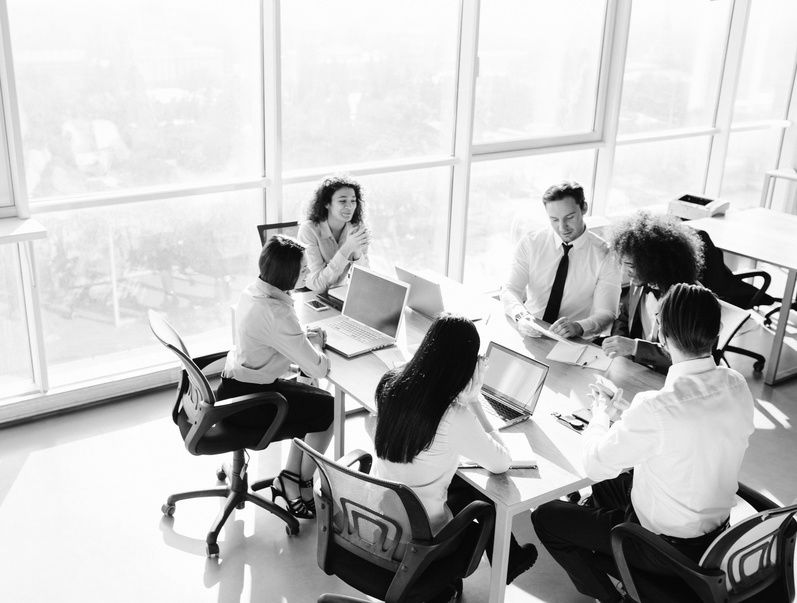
left=304, top=298, right=330, bottom=312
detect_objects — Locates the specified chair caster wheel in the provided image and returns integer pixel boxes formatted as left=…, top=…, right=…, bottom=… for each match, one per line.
left=753, top=361, right=765, bottom=372
left=236, top=502, right=245, bottom=510
left=285, top=523, right=300, bottom=536
left=216, top=467, right=227, bottom=481
left=162, top=503, right=175, bottom=517
left=206, top=542, right=219, bottom=558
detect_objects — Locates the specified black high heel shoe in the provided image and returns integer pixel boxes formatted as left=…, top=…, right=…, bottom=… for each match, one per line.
left=271, top=470, right=315, bottom=519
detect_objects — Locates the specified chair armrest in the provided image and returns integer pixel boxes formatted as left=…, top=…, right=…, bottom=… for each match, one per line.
left=337, top=449, right=373, bottom=474
left=737, top=482, right=779, bottom=512
left=385, top=501, right=494, bottom=603
left=192, top=351, right=229, bottom=371
left=734, top=270, right=772, bottom=306
left=205, top=392, right=289, bottom=450
left=611, top=523, right=724, bottom=603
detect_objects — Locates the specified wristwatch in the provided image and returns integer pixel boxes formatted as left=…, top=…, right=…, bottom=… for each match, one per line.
left=514, top=310, right=529, bottom=323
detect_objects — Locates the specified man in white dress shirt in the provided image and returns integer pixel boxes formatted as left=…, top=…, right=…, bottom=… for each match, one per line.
left=501, top=180, right=621, bottom=339
left=531, top=283, right=755, bottom=603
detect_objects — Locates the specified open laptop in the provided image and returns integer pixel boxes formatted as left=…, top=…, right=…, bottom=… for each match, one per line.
left=394, top=265, right=487, bottom=321
left=307, top=265, right=410, bottom=358
left=480, top=341, right=549, bottom=430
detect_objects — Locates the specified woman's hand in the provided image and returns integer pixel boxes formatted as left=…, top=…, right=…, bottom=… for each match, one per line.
left=602, top=336, right=635, bottom=359
left=340, top=225, right=371, bottom=260
left=459, top=355, right=487, bottom=405
left=306, top=326, right=327, bottom=349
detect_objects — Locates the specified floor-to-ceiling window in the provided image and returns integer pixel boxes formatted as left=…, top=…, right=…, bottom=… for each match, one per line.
left=1, top=0, right=796, bottom=420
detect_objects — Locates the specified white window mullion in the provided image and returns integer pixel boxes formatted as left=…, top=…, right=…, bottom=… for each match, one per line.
left=19, top=239, right=47, bottom=392
left=592, top=0, right=632, bottom=216
left=704, top=0, right=752, bottom=198
left=448, top=0, right=480, bottom=282
left=263, top=0, right=283, bottom=222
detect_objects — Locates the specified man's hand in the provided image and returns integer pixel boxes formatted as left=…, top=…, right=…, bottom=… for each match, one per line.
left=602, top=336, right=635, bottom=359
left=588, top=382, right=624, bottom=421
left=516, top=314, right=543, bottom=338
left=549, top=317, right=584, bottom=339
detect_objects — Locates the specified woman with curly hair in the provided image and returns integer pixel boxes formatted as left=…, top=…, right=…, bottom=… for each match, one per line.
left=297, top=173, right=372, bottom=292
left=602, top=211, right=704, bottom=371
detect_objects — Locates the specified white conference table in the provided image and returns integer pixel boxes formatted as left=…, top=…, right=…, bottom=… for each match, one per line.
left=689, top=207, right=797, bottom=386
left=296, top=290, right=665, bottom=603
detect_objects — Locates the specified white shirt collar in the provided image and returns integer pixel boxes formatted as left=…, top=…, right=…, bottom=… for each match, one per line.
left=664, top=356, right=718, bottom=388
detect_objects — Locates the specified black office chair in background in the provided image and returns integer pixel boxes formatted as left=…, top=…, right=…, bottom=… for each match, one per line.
left=293, top=438, right=496, bottom=603
left=611, top=483, right=797, bottom=603
left=696, top=229, right=776, bottom=372
left=148, top=310, right=299, bottom=557
left=256, top=221, right=300, bottom=247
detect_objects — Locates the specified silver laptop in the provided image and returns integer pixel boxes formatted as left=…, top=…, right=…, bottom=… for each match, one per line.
left=394, top=265, right=487, bottom=321
left=307, top=266, right=410, bottom=358
left=480, top=342, right=549, bottom=430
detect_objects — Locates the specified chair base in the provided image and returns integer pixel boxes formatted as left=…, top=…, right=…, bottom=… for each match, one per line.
left=161, top=449, right=299, bottom=557
left=763, top=300, right=797, bottom=327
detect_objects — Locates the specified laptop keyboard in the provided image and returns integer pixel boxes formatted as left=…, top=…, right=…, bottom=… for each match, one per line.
left=482, top=391, right=523, bottom=421
left=328, top=318, right=382, bottom=343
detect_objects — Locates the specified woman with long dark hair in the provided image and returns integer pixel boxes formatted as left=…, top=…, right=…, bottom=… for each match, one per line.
left=218, top=234, right=334, bottom=520
left=297, top=173, right=371, bottom=292
left=369, top=312, right=538, bottom=586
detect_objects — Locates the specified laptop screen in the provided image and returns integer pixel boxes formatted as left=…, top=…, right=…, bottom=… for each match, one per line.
left=342, top=266, right=409, bottom=338
left=482, top=342, right=548, bottom=412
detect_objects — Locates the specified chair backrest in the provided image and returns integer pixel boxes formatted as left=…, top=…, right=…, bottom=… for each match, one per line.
left=147, top=310, right=216, bottom=427
left=715, top=299, right=751, bottom=363
left=294, top=438, right=432, bottom=572
left=257, top=221, right=300, bottom=247
left=700, top=501, right=797, bottom=602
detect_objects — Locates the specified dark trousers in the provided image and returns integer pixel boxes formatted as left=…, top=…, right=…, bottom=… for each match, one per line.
left=531, top=473, right=726, bottom=601
left=447, top=475, right=525, bottom=565
left=217, top=376, right=334, bottom=441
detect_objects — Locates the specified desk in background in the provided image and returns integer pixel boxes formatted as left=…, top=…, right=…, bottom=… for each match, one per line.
left=689, top=208, right=797, bottom=386
left=295, top=288, right=664, bottom=602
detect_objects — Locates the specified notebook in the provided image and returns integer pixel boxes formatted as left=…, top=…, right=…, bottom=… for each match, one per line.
left=394, top=265, right=487, bottom=321
left=307, top=266, right=410, bottom=358
left=480, top=341, right=549, bottom=430
left=459, top=432, right=538, bottom=469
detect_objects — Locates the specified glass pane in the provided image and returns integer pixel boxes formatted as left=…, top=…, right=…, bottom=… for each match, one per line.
left=465, top=151, right=595, bottom=292
left=284, top=167, right=451, bottom=276
left=608, top=137, right=711, bottom=214
left=733, top=0, right=797, bottom=123
left=618, top=0, right=730, bottom=136
left=8, top=0, right=261, bottom=200
left=33, top=191, right=263, bottom=387
left=0, top=99, right=12, bottom=208
left=474, top=0, right=606, bottom=144
left=721, top=129, right=783, bottom=211
left=280, top=0, right=459, bottom=171
left=0, top=244, right=34, bottom=396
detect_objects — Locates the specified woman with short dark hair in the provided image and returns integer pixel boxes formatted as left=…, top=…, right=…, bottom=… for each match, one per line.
left=218, top=234, right=333, bottom=519
left=298, top=173, right=371, bottom=292
left=368, top=313, right=538, bottom=589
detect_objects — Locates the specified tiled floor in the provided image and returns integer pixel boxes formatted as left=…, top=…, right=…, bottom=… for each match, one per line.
left=1, top=314, right=796, bottom=602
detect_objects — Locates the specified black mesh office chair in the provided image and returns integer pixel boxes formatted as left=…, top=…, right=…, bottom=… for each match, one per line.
left=696, top=229, right=776, bottom=372
left=611, top=484, right=797, bottom=603
left=148, top=310, right=299, bottom=557
left=293, top=438, right=496, bottom=603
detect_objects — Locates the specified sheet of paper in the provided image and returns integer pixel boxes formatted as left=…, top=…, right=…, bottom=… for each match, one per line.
left=531, top=321, right=575, bottom=345
left=577, top=346, right=613, bottom=371
left=459, top=432, right=538, bottom=469
left=547, top=340, right=587, bottom=364
left=372, top=346, right=408, bottom=369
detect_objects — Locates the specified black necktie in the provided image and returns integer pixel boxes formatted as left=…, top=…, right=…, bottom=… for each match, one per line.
left=543, top=243, right=572, bottom=324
